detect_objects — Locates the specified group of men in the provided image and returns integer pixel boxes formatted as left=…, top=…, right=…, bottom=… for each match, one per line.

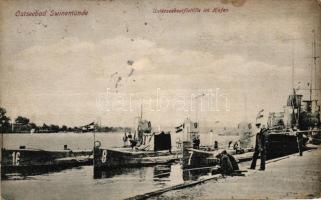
left=215, top=123, right=268, bottom=175
left=219, top=122, right=306, bottom=174
left=250, top=122, right=306, bottom=170
left=123, top=132, right=137, bottom=148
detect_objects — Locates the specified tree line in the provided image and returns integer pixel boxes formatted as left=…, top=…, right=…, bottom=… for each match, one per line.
left=0, top=107, right=130, bottom=133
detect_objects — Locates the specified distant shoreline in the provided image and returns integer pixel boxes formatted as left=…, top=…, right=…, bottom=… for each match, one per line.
left=1, top=131, right=126, bottom=134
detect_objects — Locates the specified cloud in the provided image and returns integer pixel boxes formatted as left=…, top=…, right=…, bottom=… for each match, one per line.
left=0, top=35, right=312, bottom=126
left=2, top=35, right=308, bottom=99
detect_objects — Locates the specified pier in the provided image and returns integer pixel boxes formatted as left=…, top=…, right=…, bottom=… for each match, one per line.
left=143, top=145, right=321, bottom=199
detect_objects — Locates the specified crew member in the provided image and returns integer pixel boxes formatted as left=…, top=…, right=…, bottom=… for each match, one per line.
left=193, top=135, right=200, bottom=149
left=250, top=123, right=268, bottom=170
left=123, top=132, right=128, bottom=146
left=233, top=141, right=239, bottom=150
left=128, top=132, right=133, bottom=140
left=216, top=150, right=239, bottom=175
left=295, top=127, right=304, bottom=156
left=228, top=141, right=233, bottom=148
left=233, top=140, right=245, bottom=154
left=214, top=141, right=219, bottom=150
left=129, top=139, right=137, bottom=149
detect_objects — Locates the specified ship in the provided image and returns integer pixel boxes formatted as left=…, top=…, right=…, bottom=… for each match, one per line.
left=265, top=30, right=321, bottom=154
left=1, top=145, right=92, bottom=177
left=265, top=88, right=320, bottom=158
left=93, top=112, right=179, bottom=172
left=180, top=86, right=321, bottom=169
left=180, top=118, right=254, bottom=169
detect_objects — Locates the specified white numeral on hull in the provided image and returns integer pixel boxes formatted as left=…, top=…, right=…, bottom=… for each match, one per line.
left=12, top=152, right=20, bottom=166
left=101, top=150, right=107, bottom=163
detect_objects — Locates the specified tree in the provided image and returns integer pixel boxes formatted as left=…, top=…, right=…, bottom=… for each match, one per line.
left=73, top=126, right=79, bottom=132
left=61, top=125, right=68, bottom=132
left=29, top=123, right=36, bottom=128
left=29, top=123, right=38, bottom=130
left=40, top=123, right=49, bottom=133
left=49, top=124, right=60, bottom=133
left=14, top=116, right=31, bottom=132
left=42, top=123, right=49, bottom=129
left=0, top=107, right=11, bottom=133
left=15, top=116, right=30, bottom=125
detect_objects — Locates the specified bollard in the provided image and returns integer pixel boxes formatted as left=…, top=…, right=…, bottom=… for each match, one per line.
left=182, top=141, right=192, bottom=168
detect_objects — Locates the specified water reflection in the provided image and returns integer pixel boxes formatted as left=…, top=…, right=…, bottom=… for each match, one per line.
left=1, top=166, right=84, bottom=180
left=153, top=165, right=171, bottom=180
left=182, top=168, right=214, bottom=181
left=93, top=167, right=140, bottom=179
left=93, top=163, right=218, bottom=185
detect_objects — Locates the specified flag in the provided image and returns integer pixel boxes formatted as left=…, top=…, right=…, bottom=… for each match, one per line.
left=176, top=128, right=183, bottom=133
left=175, top=124, right=183, bottom=133
left=256, top=109, right=264, bottom=120
left=295, top=81, right=301, bottom=90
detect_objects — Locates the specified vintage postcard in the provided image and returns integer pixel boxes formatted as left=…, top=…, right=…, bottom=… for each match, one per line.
left=0, top=0, right=321, bottom=199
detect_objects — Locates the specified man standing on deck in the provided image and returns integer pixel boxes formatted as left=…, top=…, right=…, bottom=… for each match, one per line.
left=123, top=132, right=128, bottom=147
left=193, top=135, right=200, bottom=149
left=250, top=123, right=268, bottom=170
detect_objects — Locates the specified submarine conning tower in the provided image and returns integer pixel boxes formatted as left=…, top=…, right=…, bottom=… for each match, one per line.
left=267, top=93, right=320, bottom=131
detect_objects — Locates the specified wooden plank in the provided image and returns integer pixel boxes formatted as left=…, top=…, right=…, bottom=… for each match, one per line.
left=125, top=174, right=222, bottom=200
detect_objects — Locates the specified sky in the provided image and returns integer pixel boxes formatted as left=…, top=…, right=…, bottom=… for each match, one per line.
left=0, top=0, right=320, bottom=128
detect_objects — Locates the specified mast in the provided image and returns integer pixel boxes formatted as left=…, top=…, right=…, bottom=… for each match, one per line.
left=310, top=62, right=312, bottom=101
left=140, top=104, right=143, bottom=119
left=194, top=93, right=205, bottom=122
left=312, top=29, right=319, bottom=100
left=292, top=59, right=294, bottom=89
left=244, top=94, right=248, bottom=121
left=293, top=88, right=299, bottom=127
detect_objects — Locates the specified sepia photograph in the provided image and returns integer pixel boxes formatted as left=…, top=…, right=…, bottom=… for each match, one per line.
left=0, top=0, right=321, bottom=199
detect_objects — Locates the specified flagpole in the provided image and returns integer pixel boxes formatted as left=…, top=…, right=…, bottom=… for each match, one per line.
left=93, top=119, right=99, bottom=171
left=93, top=128, right=95, bottom=170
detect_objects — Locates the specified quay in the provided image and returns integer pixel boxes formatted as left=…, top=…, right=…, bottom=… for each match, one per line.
left=130, top=146, right=321, bottom=200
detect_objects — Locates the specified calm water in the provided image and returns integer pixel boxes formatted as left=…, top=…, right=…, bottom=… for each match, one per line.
left=2, top=132, right=242, bottom=150
left=1, top=133, right=244, bottom=200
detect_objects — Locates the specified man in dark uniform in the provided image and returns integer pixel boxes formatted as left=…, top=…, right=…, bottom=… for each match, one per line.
left=250, top=123, right=268, bottom=170
left=214, top=141, right=219, bottom=150
left=295, top=127, right=304, bottom=156
left=193, top=135, right=200, bottom=149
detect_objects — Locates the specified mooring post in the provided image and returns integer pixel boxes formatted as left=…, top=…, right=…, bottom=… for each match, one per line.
left=182, top=141, right=192, bottom=168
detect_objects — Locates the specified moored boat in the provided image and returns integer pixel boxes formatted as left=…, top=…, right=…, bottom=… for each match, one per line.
left=180, top=118, right=254, bottom=169
left=93, top=117, right=179, bottom=171
left=180, top=87, right=321, bottom=169
left=1, top=146, right=92, bottom=176
left=265, top=89, right=319, bottom=158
